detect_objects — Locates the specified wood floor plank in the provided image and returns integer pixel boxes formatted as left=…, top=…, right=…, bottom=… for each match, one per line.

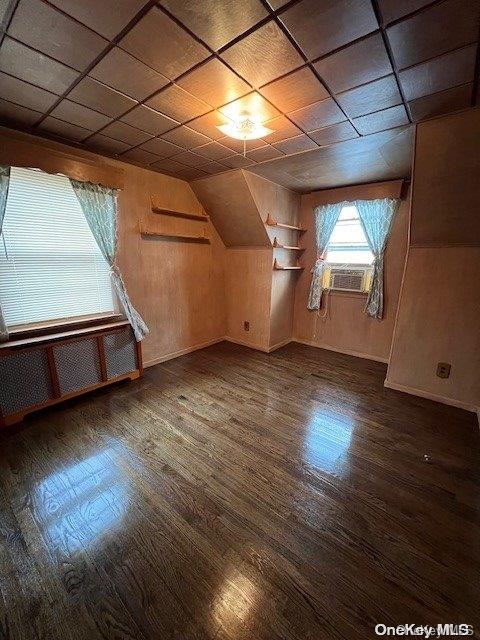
left=0, top=342, right=479, bottom=640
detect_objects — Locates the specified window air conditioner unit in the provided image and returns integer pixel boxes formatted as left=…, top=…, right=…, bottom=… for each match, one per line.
left=329, top=267, right=368, bottom=292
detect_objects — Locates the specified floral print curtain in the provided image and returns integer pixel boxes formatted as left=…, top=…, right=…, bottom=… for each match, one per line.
left=307, top=202, right=345, bottom=310
left=355, top=198, right=400, bottom=319
left=70, top=179, right=149, bottom=341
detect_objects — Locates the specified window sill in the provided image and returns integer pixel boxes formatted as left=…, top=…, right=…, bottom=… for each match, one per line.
left=1, top=318, right=129, bottom=351
left=8, top=313, right=123, bottom=340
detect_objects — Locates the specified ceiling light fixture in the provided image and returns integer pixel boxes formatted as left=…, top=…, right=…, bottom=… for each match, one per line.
left=217, top=112, right=273, bottom=155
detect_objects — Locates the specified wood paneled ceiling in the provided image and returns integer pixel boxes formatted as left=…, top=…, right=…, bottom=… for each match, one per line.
left=0, top=0, right=478, bottom=191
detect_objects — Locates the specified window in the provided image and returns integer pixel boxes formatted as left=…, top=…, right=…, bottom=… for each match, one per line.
left=325, top=205, right=374, bottom=265
left=0, top=167, right=115, bottom=330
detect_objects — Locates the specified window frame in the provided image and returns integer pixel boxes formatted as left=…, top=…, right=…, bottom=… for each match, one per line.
left=323, top=204, right=374, bottom=294
left=324, top=204, right=374, bottom=267
left=0, top=167, right=121, bottom=338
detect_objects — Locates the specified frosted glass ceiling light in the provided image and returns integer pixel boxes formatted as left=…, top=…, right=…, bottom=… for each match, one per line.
left=217, top=112, right=273, bottom=155
left=217, top=117, right=273, bottom=140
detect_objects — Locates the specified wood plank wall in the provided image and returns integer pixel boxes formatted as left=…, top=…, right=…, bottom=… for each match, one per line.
left=3, top=113, right=478, bottom=415
left=386, top=108, right=480, bottom=411
left=0, top=127, right=226, bottom=367
left=192, top=170, right=301, bottom=352
left=293, top=181, right=409, bottom=362
left=244, top=172, right=301, bottom=350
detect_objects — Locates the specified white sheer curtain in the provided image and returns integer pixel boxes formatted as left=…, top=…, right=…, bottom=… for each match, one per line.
left=0, top=166, right=10, bottom=341
left=69, top=178, right=149, bottom=341
left=307, top=202, right=345, bottom=310
left=354, top=198, right=400, bottom=319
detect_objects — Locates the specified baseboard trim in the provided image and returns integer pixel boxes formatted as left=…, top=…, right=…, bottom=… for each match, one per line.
left=267, top=338, right=292, bottom=352
left=146, top=336, right=294, bottom=365
left=225, top=336, right=293, bottom=353
left=144, top=337, right=225, bottom=368
left=224, top=336, right=270, bottom=352
left=384, top=379, right=477, bottom=413
left=292, top=339, right=389, bottom=363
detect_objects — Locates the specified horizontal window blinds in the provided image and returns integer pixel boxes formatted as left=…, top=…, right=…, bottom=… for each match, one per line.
left=0, top=167, right=115, bottom=328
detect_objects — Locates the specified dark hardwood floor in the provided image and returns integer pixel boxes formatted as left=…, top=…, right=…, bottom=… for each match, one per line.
left=1, top=341, right=479, bottom=640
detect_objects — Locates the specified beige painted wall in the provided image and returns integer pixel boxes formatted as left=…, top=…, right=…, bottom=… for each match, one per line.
left=293, top=183, right=409, bottom=362
left=0, top=127, right=226, bottom=367
left=386, top=109, right=480, bottom=411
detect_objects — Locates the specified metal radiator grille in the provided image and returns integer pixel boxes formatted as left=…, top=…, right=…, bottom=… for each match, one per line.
left=0, top=348, right=52, bottom=415
left=54, top=338, right=101, bottom=395
left=104, top=328, right=136, bottom=379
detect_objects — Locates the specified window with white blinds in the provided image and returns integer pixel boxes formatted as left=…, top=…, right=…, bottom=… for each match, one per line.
left=0, top=167, right=115, bottom=329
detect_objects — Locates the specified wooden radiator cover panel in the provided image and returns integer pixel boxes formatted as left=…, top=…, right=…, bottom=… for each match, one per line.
left=54, top=337, right=102, bottom=394
left=0, top=348, right=52, bottom=414
left=104, top=327, right=137, bottom=379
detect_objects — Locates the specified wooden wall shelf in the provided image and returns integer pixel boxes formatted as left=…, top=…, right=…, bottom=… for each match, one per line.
left=273, top=259, right=303, bottom=271
left=141, top=229, right=210, bottom=244
left=266, top=214, right=306, bottom=233
left=151, top=206, right=208, bottom=222
left=272, top=237, right=304, bottom=251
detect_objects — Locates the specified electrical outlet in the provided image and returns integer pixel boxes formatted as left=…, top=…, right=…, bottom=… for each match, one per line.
left=244, top=321, right=249, bottom=332
left=436, top=362, right=451, bottom=379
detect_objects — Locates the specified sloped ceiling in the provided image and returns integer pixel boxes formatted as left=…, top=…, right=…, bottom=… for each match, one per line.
left=190, top=170, right=270, bottom=247
left=243, top=171, right=300, bottom=222
left=248, top=125, right=415, bottom=191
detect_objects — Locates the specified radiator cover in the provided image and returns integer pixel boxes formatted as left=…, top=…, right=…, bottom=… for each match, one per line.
left=0, top=323, right=141, bottom=426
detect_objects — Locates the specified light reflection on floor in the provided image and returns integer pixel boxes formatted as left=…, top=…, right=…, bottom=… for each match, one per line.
left=303, top=411, right=354, bottom=475
left=34, top=447, right=128, bottom=554
left=212, top=565, right=259, bottom=631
